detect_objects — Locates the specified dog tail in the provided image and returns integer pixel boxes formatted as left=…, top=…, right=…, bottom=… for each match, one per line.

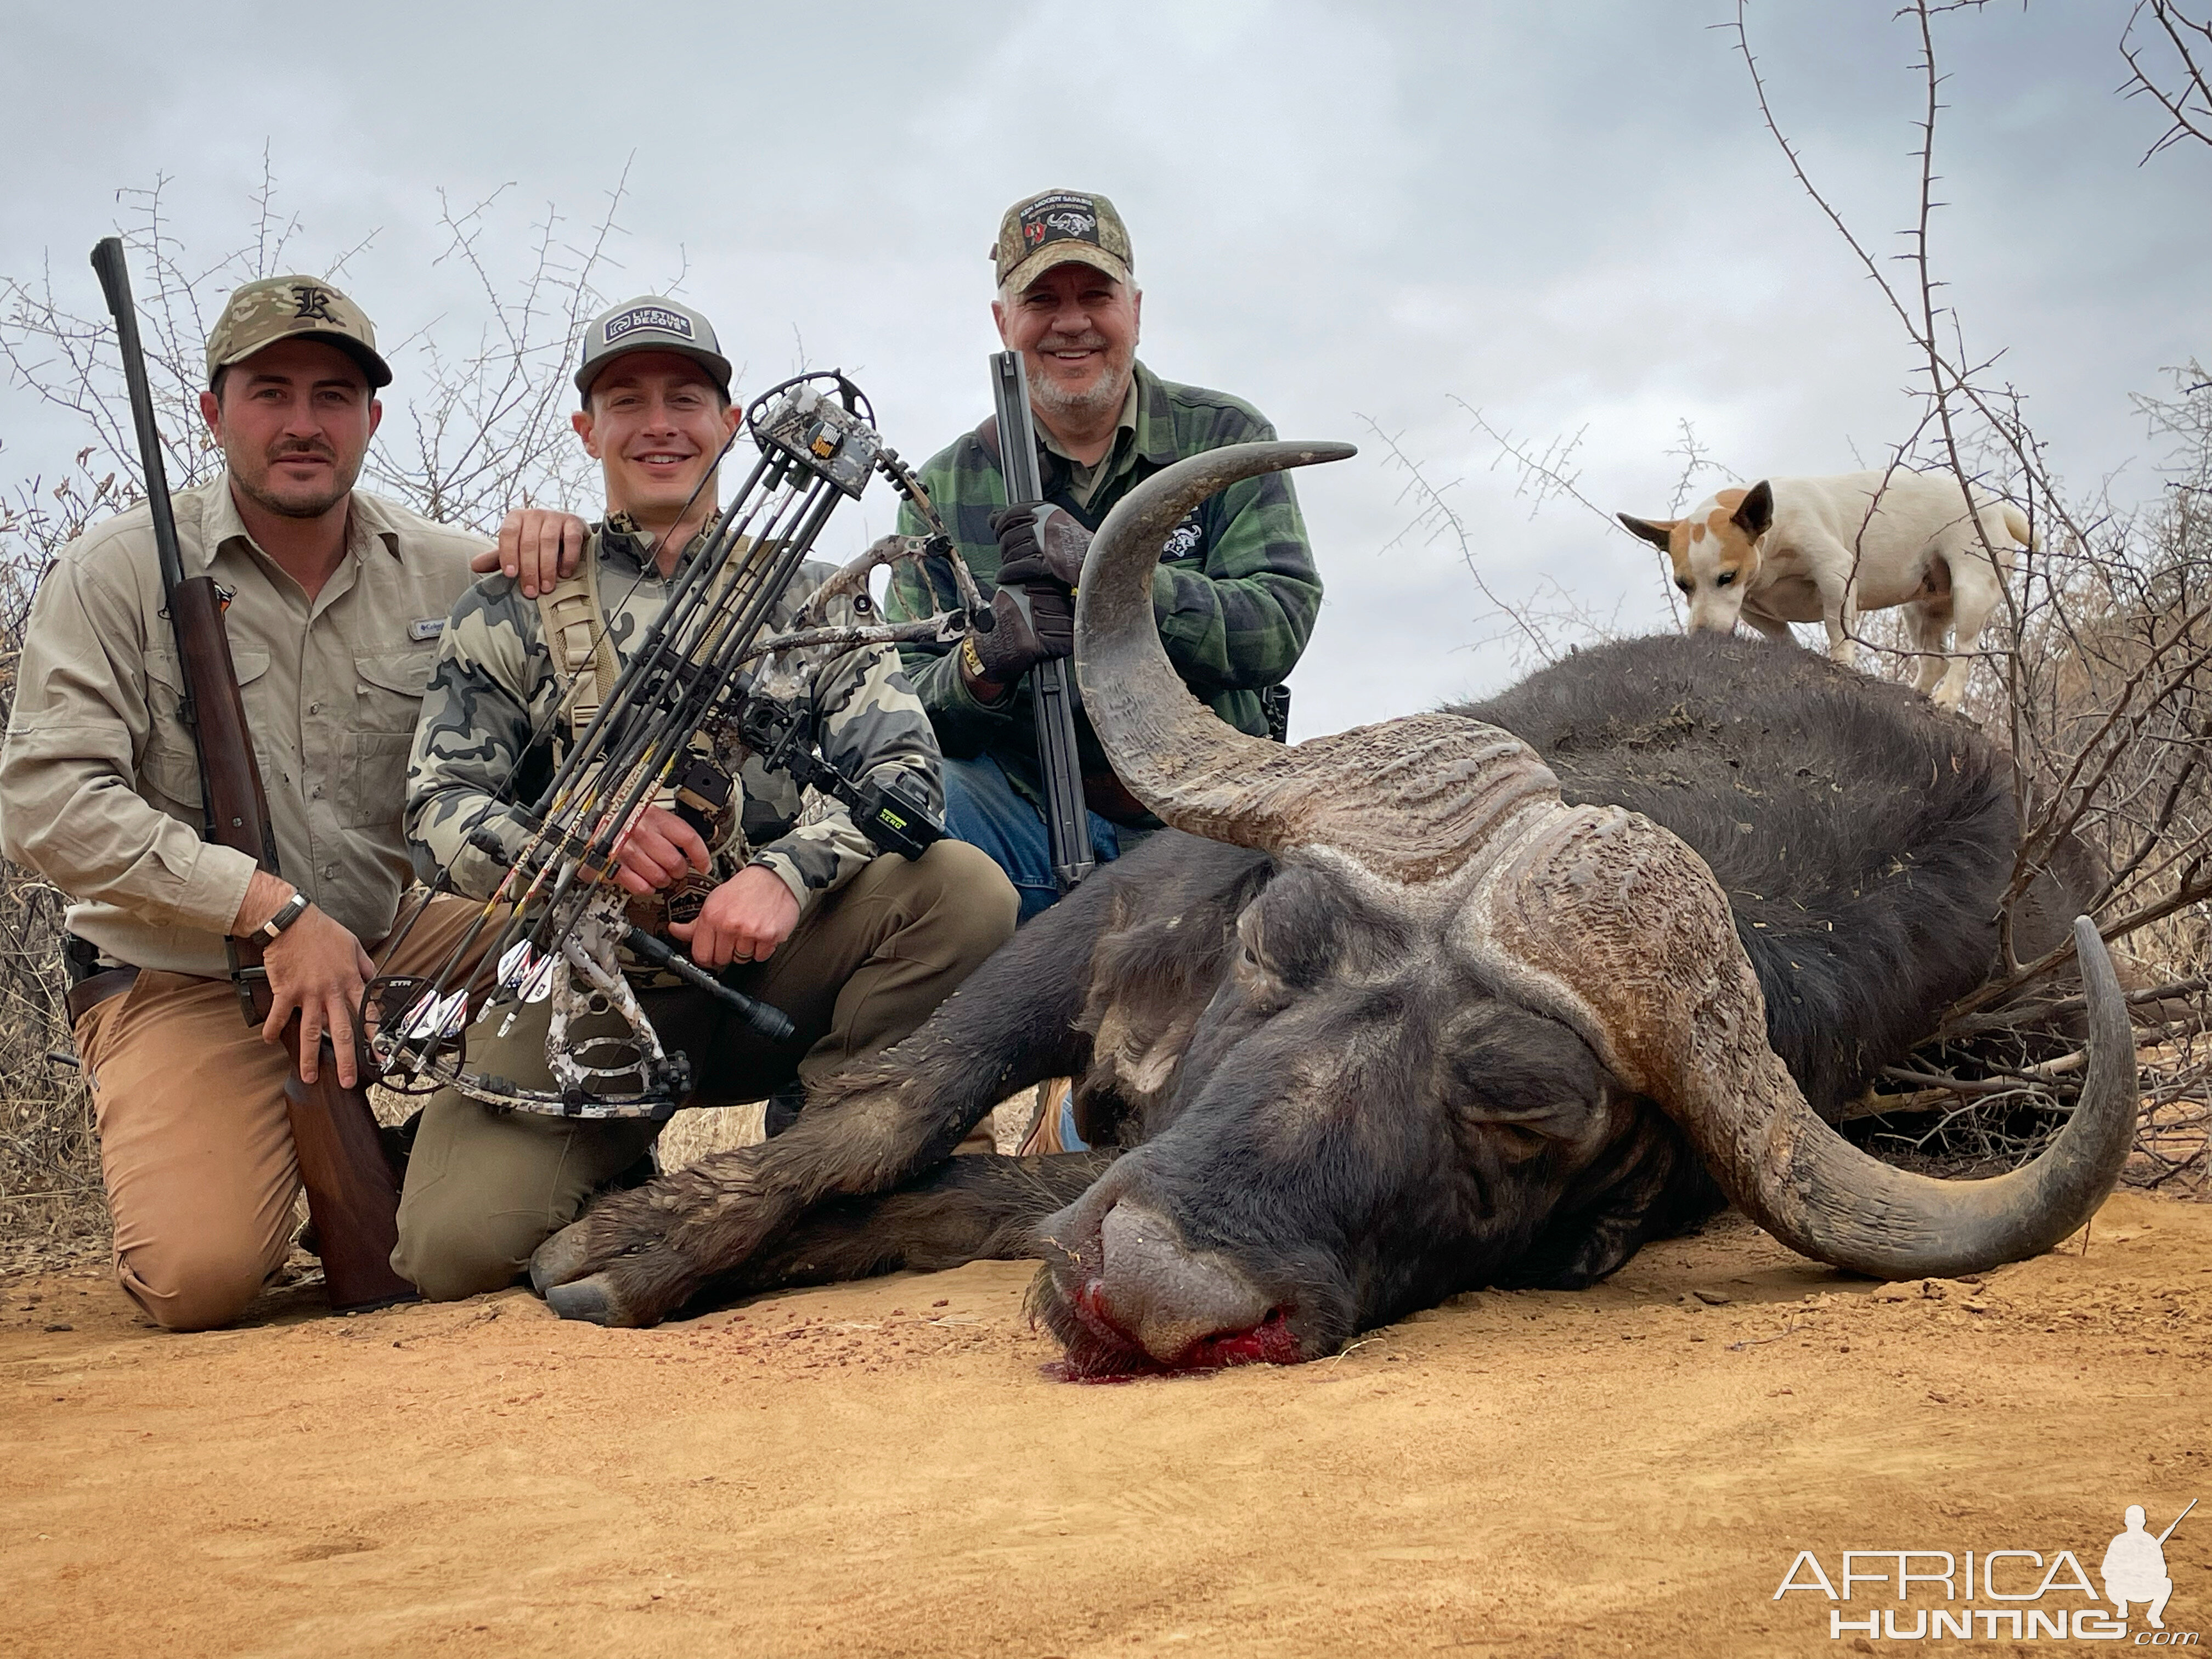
left=1998, top=501, right=2040, bottom=551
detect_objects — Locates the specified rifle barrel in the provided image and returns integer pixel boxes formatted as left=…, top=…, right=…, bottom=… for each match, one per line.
left=89, top=239, right=187, bottom=599
left=988, top=351, right=1094, bottom=893
left=2156, top=1497, right=2197, bottom=1544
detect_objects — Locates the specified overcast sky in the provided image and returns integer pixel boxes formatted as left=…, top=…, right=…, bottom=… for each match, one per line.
left=4, top=1, right=2205, bottom=736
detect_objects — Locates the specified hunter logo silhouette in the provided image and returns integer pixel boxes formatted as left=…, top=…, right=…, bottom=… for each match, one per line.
left=289, top=285, right=337, bottom=323
left=2103, top=1499, right=2194, bottom=1629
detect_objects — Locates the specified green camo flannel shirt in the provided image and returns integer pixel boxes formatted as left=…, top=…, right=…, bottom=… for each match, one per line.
left=887, top=360, right=1322, bottom=809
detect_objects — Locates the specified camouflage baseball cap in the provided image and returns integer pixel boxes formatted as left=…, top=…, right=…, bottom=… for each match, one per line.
left=574, top=296, right=733, bottom=401
left=991, top=190, right=1135, bottom=295
left=205, top=275, right=391, bottom=388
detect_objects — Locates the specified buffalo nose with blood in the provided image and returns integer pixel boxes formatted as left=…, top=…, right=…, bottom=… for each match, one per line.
left=1067, top=1202, right=1296, bottom=1372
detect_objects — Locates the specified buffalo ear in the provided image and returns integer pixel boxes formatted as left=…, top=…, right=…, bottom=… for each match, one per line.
left=1617, top=512, right=1678, bottom=551
left=1731, top=481, right=1774, bottom=540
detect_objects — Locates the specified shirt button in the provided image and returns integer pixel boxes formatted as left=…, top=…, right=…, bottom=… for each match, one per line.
left=308, top=702, right=321, bottom=714
left=324, top=865, right=339, bottom=879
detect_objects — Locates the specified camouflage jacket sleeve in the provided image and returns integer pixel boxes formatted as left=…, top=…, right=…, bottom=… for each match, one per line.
left=743, top=621, right=943, bottom=917
left=405, top=575, right=557, bottom=900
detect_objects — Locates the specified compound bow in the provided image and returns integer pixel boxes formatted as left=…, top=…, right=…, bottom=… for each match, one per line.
left=362, top=371, right=985, bottom=1120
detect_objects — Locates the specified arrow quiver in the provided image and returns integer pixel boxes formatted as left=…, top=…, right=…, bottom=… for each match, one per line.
left=364, top=372, right=989, bottom=1119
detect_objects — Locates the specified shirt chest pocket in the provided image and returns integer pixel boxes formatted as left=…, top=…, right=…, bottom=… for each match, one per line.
left=342, top=650, right=436, bottom=828
left=139, top=648, right=272, bottom=811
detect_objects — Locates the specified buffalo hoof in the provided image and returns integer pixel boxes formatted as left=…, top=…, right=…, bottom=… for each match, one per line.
left=529, top=1222, right=591, bottom=1295
left=543, top=1273, right=646, bottom=1328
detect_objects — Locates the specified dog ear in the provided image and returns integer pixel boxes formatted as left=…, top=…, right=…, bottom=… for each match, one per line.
left=1730, top=482, right=1774, bottom=540
left=1616, top=512, right=1678, bottom=551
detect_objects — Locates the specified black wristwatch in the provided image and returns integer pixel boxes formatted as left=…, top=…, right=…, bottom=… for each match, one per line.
left=251, top=891, right=311, bottom=943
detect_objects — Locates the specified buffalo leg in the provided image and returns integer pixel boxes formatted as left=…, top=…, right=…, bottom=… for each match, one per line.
left=529, top=893, right=1108, bottom=1328
left=701, top=1150, right=1121, bottom=1301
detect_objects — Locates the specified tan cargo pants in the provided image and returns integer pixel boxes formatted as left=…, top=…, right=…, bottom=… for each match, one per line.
left=72, top=894, right=492, bottom=1333
left=392, top=839, right=1017, bottom=1301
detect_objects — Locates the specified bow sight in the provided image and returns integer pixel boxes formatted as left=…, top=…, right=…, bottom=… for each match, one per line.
left=363, top=371, right=985, bottom=1119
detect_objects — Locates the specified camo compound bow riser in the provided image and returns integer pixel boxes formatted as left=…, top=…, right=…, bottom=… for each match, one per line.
left=361, top=371, right=986, bottom=1120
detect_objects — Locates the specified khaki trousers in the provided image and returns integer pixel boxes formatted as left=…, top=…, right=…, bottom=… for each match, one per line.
left=73, top=894, right=492, bottom=1333
left=392, top=839, right=1017, bottom=1301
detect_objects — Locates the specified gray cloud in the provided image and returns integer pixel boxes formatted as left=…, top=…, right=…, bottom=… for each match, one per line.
left=4, top=1, right=2203, bottom=733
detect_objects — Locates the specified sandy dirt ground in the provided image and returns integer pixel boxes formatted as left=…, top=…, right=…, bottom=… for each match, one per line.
left=4, top=1189, right=2209, bottom=1659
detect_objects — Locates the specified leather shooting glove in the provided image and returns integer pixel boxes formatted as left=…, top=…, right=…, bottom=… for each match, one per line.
left=967, top=584, right=1071, bottom=684
left=991, top=504, right=1091, bottom=591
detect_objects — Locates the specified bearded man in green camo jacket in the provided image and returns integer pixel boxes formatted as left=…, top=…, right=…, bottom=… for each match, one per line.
left=885, top=189, right=1324, bottom=926
left=393, top=296, right=1017, bottom=1301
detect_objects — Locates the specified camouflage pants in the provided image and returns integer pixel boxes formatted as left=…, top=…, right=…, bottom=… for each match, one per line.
left=392, top=839, right=1017, bottom=1301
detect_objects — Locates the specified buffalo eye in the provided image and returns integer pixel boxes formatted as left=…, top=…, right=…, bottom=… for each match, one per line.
left=1231, top=926, right=1282, bottom=995
left=1715, top=571, right=1735, bottom=588
left=1486, top=1121, right=1553, bottom=1163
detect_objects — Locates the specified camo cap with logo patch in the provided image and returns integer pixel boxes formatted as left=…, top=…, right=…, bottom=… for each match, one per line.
left=574, top=295, right=733, bottom=402
left=991, top=190, right=1134, bottom=295
left=205, top=275, right=391, bottom=388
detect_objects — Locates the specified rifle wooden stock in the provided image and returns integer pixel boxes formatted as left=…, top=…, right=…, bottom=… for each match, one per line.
left=280, top=1025, right=410, bottom=1310
left=93, top=237, right=413, bottom=1313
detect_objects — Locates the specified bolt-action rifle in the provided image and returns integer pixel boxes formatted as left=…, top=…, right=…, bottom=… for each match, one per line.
left=364, top=373, right=986, bottom=1120
left=989, top=351, right=1094, bottom=892
left=91, top=238, right=415, bottom=1312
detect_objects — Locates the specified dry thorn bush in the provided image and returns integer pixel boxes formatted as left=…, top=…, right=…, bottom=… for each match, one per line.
left=1446, top=2, right=2211, bottom=1192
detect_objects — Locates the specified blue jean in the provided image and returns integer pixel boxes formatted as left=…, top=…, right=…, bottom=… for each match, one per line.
left=941, top=754, right=1147, bottom=925
left=944, top=754, right=1144, bottom=1152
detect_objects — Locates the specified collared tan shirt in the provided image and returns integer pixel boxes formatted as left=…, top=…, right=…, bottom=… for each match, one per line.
left=1041, top=379, right=1139, bottom=510
left=0, top=472, right=484, bottom=978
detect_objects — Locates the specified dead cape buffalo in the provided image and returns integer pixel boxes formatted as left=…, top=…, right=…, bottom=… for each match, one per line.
left=529, top=442, right=2135, bottom=1376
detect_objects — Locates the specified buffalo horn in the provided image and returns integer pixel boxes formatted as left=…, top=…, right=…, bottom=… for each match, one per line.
left=1479, top=806, right=2137, bottom=1279
left=1076, top=443, right=1565, bottom=882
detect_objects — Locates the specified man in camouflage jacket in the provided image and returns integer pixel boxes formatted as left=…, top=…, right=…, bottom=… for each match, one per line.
left=395, top=296, right=1016, bottom=1301
left=887, top=189, right=1323, bottom=924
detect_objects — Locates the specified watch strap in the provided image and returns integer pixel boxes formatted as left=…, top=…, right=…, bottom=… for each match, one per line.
left=254, top=891, right=310, bottom=943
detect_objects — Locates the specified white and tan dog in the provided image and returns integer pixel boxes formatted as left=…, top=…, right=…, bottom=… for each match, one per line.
left=1618, top=470, right=2033, bottom=709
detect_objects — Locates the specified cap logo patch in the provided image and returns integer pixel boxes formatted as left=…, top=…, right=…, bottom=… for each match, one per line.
left=603, top=305, right=694, bottom=346
left=1019, top=193, right=1101, bottom=252
left=291, top=285, right=337, bottom=323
